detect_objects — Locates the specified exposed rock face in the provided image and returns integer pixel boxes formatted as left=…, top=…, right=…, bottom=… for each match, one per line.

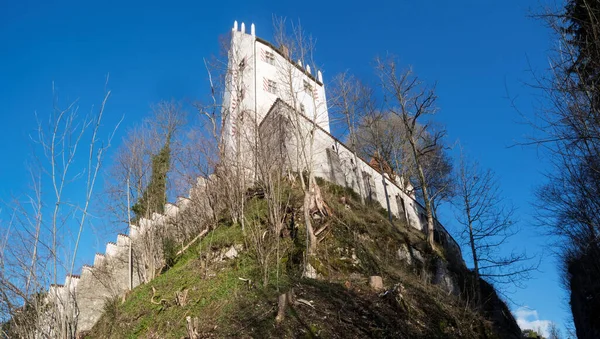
left=397, top=244, right=425, bottom=266
left=397, top=244, right=412, bottom=265
left=432, top=259, right=460, bottom=296
left=479, top=279, right=522, bottom=339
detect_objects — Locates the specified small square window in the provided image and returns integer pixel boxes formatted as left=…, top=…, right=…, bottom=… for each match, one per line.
left=265, top=51, right=275, bottom=65
left=266, top=79, right=277, bottom=94
left=303, top=80, right=313, bottom=92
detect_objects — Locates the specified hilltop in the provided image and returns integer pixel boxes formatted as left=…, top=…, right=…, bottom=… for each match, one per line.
left=84, top=180, right=521, bottom=338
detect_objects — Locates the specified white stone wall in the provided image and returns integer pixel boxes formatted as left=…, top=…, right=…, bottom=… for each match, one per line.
left=223, top=21, right=330, bottom=171
left=260, top=100, right=463, bottom=259
left=260, top=100, right=423, bottom=232
left=44, top=193, right=196, bottom=334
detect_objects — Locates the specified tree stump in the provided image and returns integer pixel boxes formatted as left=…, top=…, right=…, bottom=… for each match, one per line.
left=275, top=289, right=295, bottom=322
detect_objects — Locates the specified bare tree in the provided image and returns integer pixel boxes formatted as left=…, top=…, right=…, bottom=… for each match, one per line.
left=103, top=101, right=185, bottom=283
left=357, top=104, right=397, bottom=223
left=354, top=109, right=454, bottom=211
left=329, top=72, right=369, bottom=203
left=0, top=81, right=116, bottom=338
left=356, top=113, right=407, bottom=179
left=199, top=28, right=253, bottom=233
left=528, top=2, right=600, bottom=337
left=455, top=152, right=536, bottom=302
left=272, top=18, right=330, bottom=274
left=548, top=322, right=563, bottom=339
left=376, top=58, right=448, bottom=247
left=251, top=103, right=297, bottom=287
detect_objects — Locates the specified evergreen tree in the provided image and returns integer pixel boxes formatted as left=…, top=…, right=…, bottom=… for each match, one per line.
left=131, top=138, right=171, bottom=221
left=564, top=0, right=600, bottom=101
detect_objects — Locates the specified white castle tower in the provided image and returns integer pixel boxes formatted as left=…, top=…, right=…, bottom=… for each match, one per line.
left=222, top=21, right=330, bottom=174
left=220, top=21, right=462, bottom=261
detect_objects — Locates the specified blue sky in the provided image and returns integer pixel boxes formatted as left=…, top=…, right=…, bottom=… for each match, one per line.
left=0, top=0, right=565, bottom=334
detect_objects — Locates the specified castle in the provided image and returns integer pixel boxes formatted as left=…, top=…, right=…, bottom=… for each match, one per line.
left=40, top=21, right=462, bottom=336
left=221, top=21, right=459, bottom=251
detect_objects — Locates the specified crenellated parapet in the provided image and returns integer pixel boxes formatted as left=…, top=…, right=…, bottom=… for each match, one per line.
left=93, top=253, right=105, bottom=267
left=81, top=264, right=93, bottom=277
left=129, top=224, right=140, bottom=239
left=164, top=202, right=179, bottom=218
left=105, top=242, right=118, bottom=257
left=43, top=172, right=202, bottom=334
left=138, top=217, right=152, bottom=234
left=116, top=233, right=130, bottom=247
left=176, top=196, right=191, bottom=209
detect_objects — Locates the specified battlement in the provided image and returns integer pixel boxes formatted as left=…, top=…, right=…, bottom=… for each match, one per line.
left=105, top=242, right=118, bottom=256
left=176, top=196, right=191, bottom=209
left=81, top=265, right=93, bottom=276
left=129, top=224, right=140, bottom=238
left=231, top=21, right=324, bottom=86
left=164, top=202, right=179, bottom=218
left=116, top=233, right=130, bottom=247
left=93, top=253, right=105, bottom=267
left=138, top=217, right=152, bottom=234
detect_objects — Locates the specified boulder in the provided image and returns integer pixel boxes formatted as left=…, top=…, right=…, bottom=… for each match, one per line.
left=224, top=246, right=238, bottom=259
left=303, top=263, right=317, bottom=279
left=369, top=276, right=384, bottom=291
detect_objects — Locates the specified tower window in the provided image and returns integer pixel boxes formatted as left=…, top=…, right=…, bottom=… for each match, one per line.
left=239, top=58, right=246, bottom=70
left=266, top=79, right=277, bottom=94
left=300, top=104, right=305, bottom=114
left=265, top=51, right=275, bottom=65
left=303, top=80, right=313, bottom=92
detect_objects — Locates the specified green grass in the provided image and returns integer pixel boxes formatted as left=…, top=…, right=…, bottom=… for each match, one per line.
left=87, top=224, right=257, bottom=338
left=86, top=180, right=517, bottom=338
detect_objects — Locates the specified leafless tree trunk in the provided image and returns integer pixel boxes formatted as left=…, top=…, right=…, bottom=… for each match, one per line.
left=209, top=30, right=254, bottom=233
left=376, top=58, right=442, bottom=247
left=528, top=3, right=600, bottom=337
left=0, top=80, right=116, bottom=338
left=359, top=108, right=397, bottom=223
left=273, top=18, right=328, bottom=266
left=455, top=151, right=536, bottom=300
left=104, top=101, right=185, bottom=283
left=330, top=72, right=368, bottom=204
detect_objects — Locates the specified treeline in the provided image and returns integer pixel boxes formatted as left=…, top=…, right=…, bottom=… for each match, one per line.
left=533, top=1, right=600, bottom=338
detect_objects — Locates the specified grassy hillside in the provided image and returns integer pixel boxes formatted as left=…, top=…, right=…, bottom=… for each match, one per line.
left=85, top=180, right=520, bottom=338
